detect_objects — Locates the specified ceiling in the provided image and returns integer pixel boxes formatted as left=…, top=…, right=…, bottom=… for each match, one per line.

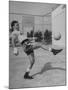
left=9, top=1, right=60, bottom=16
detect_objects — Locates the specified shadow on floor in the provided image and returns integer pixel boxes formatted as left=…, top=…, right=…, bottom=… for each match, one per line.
left=32, top=62, right=66, bottom=77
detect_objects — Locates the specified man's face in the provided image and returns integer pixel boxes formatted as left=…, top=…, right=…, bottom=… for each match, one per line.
left=14, top=23, right=19, bottom=31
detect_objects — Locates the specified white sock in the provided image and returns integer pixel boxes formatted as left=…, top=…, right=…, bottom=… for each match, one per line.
left=13, top=47, right=18, bottom=54
left=26, top=67, right=30, bottom=72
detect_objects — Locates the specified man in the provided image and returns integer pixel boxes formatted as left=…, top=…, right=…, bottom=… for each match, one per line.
left=10, top=20, right=63, bottom=79
left=10, top=20, right=20, bottom=54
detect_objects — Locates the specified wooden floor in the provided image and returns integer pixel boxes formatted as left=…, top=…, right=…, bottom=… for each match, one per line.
left=9, top=45, right=66, bottom=89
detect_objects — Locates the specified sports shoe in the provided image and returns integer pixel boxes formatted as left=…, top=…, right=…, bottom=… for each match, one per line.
left=24, top=72, right=33, bottom=79
left=51, top=49, right=63, bottom=55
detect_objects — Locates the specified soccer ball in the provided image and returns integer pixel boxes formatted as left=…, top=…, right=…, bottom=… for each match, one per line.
left=54, top=32, right=61, bottom=40
left=13, top=48, right=19, bottom=56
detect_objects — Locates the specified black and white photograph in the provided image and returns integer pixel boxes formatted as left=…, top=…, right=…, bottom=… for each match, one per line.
left=9, top=1, right=66, bottom=89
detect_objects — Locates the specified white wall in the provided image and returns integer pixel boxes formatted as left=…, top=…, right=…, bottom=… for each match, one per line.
left=52, top=5, right=66, bottom=47
left=34, top=16, right=51, bottom=32
left=34, top=16, right=43, bottom=32
left=22, top=15, right=34, bottom=35
left=43, top=16, right=51, bottom=31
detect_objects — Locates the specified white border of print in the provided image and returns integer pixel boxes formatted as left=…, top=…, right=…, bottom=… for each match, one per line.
left=0, top=0, right=68, bottom=90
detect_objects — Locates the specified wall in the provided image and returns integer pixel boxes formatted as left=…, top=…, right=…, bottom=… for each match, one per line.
left=34, top=16, right=51, bottom=32
left=43, top=16, right=51, bottom=31
left=52, top=5, right=66, bottom=47
left=34, top=16, right=44, bottom=32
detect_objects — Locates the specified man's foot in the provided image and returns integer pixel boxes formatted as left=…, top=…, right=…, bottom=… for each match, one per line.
left=24, top=72, right=33, bottom=79
left=51, top=49, right=63, bottom=55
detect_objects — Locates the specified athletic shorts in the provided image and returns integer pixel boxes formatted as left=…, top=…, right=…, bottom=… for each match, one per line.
left=21, top=39, right=34, bottom=55
left=25, top=47, right=34, bottom=55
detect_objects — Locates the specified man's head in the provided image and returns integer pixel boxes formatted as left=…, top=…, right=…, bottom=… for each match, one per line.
left=11, top=20, right=19, bottom=31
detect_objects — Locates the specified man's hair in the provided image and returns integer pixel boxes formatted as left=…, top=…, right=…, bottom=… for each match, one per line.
left=10, top=20, right=18, bottom=32
left=11, top=20, right=18, bottom=28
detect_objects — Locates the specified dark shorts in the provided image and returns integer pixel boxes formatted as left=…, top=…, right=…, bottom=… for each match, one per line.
left=25, top=48, right=34, bottom=55
left=21, top=39, right=34, bottom=55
